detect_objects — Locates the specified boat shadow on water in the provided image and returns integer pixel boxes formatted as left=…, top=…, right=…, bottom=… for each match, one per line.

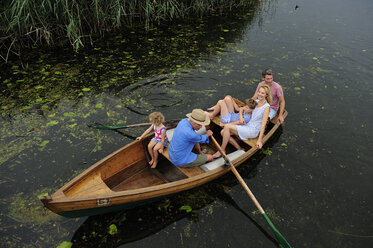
left=70, top=126, right=284, bottom=247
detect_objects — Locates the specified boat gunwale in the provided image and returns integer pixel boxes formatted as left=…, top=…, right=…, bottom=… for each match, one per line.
left=46, top=110, right=286, bottom=205
left=48, top=148, right=255, bottom=202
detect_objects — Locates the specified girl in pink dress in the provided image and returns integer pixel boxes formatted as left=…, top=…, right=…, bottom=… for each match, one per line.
left=136, top=112, right=168, bottom=168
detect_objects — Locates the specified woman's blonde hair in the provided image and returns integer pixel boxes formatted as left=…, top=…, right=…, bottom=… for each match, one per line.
left=149, top=112, right=165, bottom=125
left=259, top=85, right=272, bottom=104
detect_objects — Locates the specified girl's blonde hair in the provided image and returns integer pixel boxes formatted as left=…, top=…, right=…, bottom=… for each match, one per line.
left=259, top=85, right=272, bottom=104
left=149, top=112, right=165, bottom=125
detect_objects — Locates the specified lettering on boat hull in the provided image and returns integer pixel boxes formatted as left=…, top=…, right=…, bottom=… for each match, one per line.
left=97, top=198, right=111, bottom=206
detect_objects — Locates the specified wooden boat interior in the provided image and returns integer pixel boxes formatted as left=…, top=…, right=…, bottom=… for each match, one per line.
left=61, top=121, right=255, bottom=198
left=61, top=98, right=286, bottom=199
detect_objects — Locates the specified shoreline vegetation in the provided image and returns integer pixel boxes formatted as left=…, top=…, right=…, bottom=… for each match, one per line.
left=0, top=0, right=260, bottom=63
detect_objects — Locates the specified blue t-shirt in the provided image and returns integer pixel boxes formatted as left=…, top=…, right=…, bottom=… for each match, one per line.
left=169, top=118, right=209, bottom=167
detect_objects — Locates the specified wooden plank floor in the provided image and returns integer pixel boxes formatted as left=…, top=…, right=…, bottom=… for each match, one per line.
left=112, top=168, right=166, bottom=191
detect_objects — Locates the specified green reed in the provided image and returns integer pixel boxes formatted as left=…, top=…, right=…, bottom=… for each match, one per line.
left=0, top=0, right=259, bottom=61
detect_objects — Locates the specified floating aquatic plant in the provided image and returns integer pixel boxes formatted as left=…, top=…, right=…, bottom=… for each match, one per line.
left=108, top=224, right=118, bottom=235
left=179, top=205, right=193, bottom=213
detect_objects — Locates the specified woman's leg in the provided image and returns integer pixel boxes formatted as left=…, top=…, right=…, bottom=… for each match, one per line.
left=206, top=99, right=222, bottom=119
left=207, top=96, right=241, bottom=122
left=213, top=124, right=242, bottom=158
left=147, top=140, right=157, bottom=165
left=208, top=98, right=233, bottom=120
left=219, top=99, right=230, bottom=117
left=151, top=142, right=163, bottom=168
left=223, top=95, right=240, bottom=112
left=221, top=124, right=238, bottom=151
left=213, top=124, right=235, bottom=158
left=223, top=95, right=236, bottom=113
left=228, top=136, right=243, bottom=151
left=223, top=122, right=243, bottom=150
left=207, top=98, right=222, bottom=111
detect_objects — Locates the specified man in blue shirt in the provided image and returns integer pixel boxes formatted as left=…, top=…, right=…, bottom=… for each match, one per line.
left=169, top=109, right=214, bottom=167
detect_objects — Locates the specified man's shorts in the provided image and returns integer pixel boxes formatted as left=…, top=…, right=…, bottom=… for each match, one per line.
left=183, top=154, right=207, bottom=167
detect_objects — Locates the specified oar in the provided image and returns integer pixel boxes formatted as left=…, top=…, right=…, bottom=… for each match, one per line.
left=91, top=122, right=151, bottom=130
left=210, top=136, right=291, bottom=248
left=90, top=118, right=181, bottom=130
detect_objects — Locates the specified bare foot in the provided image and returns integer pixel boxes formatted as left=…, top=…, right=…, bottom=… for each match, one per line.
left=207, top=106, right=215, bottom=111
left=149, top=160, right=154, bottom=165
left=213, top=151, right=222, bottom=158
left=151, top=161, right=157, bottom=168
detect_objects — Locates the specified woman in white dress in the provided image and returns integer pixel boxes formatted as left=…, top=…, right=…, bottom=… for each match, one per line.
left=213, top=85, right=272, bottom=158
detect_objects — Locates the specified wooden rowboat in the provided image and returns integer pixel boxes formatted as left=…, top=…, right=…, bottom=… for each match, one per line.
left=41, top=101, right=287, bottom=218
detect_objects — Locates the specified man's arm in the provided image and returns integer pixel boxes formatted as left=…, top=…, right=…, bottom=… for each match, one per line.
left=188, top=129, right=210, bottom=144
left=278, top=95, right=285, bottom=124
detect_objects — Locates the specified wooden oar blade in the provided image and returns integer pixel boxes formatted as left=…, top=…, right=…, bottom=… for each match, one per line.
left=262, top=213, right=292, bottom=248
left=210, top=136, right=291, bottom=247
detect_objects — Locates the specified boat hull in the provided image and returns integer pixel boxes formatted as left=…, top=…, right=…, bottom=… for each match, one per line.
left=56, top=195, right=169, bottom=218
left=41, top=108, right=287, bottom=218
left=41, top=155, right=248, bottom=217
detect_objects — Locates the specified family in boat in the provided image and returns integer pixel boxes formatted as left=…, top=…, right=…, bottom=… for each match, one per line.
left=138, top=68, right=285, bottom=168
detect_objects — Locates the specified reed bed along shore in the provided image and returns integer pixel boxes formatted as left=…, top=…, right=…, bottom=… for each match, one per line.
left=0, top=0, right=260, bottom=62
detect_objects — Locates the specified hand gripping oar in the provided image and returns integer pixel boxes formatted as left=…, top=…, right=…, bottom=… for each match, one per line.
left=210, top=136, right=291, bottom=248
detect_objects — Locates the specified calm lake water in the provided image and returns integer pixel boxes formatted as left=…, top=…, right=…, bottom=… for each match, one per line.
left=1, top=0, right=372, bottom=247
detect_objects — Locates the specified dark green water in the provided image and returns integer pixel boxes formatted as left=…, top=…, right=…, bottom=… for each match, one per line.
left=1, top=0, right=372, bottom=247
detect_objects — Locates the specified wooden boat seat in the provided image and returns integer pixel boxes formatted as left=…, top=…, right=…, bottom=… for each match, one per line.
left=200, top=149, right=245, bottom=171
left=162, top=129, right=205, bottom=178
left=64, top=172, right=112, bottom=198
